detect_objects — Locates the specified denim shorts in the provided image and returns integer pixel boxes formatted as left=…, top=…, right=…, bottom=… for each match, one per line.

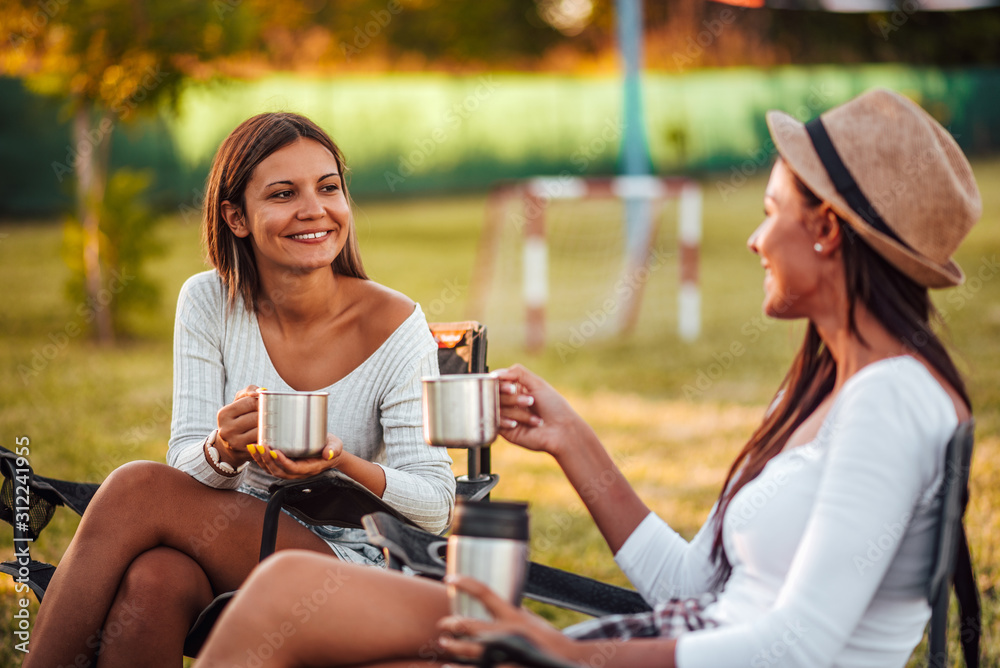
left=237, top=484, right=386, bottom=567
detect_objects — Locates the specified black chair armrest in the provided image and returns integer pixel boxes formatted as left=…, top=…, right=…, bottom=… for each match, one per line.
left=1, top=444, right=101, bottom=540
left=183, top=590, right=237, bottom=658
left=362, top=511, right=652, bottom=618
left=478, top=634, right=580, bottom=668
left=525, top=562, right=651, bottom=617
left=259, top=470, right=418, bottom=560
left=362, top=510, right=449, bottom=577
left=0, top=559, right=56, bottom=603
left=456, top=474, right=501, bottom=502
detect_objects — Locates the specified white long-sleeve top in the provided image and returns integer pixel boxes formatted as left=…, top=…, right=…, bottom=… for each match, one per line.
left=167, top=270, right=456, bottom=535
left=614, top=356, right=958, bottom=667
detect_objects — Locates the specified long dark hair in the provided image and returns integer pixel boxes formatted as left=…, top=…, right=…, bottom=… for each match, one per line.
left=708, top=174, right=971, bottom=587
left=203, top=112, right=368, bottom=313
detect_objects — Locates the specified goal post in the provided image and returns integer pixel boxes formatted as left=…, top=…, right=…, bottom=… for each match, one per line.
left=470, top=175, right=702, bottom=353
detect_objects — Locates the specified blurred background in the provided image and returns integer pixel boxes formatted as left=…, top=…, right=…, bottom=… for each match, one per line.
left=1, top=1, right=999, bottom=665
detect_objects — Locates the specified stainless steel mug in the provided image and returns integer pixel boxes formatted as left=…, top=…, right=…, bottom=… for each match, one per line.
left=421, top=373, right=500, bottom=448
left=446, top=499, right=529, bottom=621
left=258, top=390, right=328, bottom=457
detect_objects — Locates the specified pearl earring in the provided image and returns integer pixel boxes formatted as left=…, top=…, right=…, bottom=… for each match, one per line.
left=814, top=243, right=823, bottom=253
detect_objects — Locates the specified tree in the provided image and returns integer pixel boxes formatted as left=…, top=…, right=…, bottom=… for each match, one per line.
left=0, top=0, right=250, bottom=343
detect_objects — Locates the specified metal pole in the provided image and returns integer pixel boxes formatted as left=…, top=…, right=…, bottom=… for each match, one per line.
left=616, top=0, right=654, bottom=330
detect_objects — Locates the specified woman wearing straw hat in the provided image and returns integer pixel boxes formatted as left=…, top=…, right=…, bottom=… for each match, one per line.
left=195, top=88, right=981, bottom=668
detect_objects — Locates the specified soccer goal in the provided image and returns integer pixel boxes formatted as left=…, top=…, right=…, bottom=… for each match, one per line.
left=469, top=175, right=702, bottom=354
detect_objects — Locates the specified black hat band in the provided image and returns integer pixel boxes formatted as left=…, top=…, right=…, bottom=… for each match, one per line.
left=805, top=117, right=913, bottom=252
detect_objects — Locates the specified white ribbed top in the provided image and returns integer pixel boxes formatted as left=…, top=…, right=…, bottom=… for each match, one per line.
left=167, top=270, right=455, bottom=534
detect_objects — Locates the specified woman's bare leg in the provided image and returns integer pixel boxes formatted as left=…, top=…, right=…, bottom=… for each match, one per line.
left=24, top=461, right=334, bottom=668
left=96, top=547, right=215, bottom=668
left=197, top=551, right=452, bottom=668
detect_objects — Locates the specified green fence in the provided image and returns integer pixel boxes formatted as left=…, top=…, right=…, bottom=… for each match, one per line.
left=2, top=65, right=998, bottom=217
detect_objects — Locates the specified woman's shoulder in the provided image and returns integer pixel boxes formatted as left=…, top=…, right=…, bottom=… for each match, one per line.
left=176, top=269, right=229, bottom=316
left=848, top=357, right=953, bottom=403
left=353, top=280, right=417, bottom=328
left=179, top=269, right=225, bottom=302
left=834, top=356, right=959, bottom=447
left=348, top=279, right=431, bottom=353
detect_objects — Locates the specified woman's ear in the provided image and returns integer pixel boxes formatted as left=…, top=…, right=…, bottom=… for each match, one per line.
left=814, top=204, right=843, bottom=255
left=221, top=201, right=250, bottom=238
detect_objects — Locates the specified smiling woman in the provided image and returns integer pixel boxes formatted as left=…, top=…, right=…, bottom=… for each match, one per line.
left=20, top=112, right=456, bottom=668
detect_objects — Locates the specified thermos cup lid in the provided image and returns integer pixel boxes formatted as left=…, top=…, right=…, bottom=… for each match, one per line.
left=451, top=499, right=529, bottom=541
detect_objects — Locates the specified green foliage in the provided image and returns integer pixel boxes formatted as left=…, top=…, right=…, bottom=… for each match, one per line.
left=61, top=168, right=164, bottom=337
left=0, top=0, right=248, bottom=114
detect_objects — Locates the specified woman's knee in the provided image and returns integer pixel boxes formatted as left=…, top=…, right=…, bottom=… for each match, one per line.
left=94, top=460, right=178, bottom=506
left=248, top=550, right=341, bottom=591
left=242, top=551, right=358, bottom=605
left=115, top=547, right=213, bottom=617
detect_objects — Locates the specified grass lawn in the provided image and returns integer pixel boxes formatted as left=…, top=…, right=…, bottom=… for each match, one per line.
left=2, top=156, right=999, bottom=665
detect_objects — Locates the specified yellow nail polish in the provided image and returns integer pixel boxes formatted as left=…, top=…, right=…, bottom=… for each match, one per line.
left=326, top=450, right=334, bottom=460
left=248, top=444, right=258, bottom=454
left=259, top=387, right=267, bottom=392
left=269, top=450, right=278, bottom=459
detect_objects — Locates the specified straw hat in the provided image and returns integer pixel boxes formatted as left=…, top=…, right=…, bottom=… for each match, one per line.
left=767, top=88, right=982, bottom=288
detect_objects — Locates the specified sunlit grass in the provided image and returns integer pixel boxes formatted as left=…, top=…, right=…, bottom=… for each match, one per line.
left=1, top=156, right=999, bottom=665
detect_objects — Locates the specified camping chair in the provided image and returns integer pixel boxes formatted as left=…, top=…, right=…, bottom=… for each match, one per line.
left=926, top=419, right=980, bottom=668
left=414, top=419, right=982, bottom=668
left=0, top=321, right=502, bottom=655
left=0, top=449, right=101, bottom=601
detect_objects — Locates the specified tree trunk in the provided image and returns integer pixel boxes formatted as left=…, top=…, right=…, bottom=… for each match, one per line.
left=73, top=103, right=115, bottom=345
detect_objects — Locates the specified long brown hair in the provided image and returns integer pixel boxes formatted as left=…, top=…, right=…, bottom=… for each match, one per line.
left=708, top=174, right=971, bottom=587
left=203, top=112, right=368, bottom=313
